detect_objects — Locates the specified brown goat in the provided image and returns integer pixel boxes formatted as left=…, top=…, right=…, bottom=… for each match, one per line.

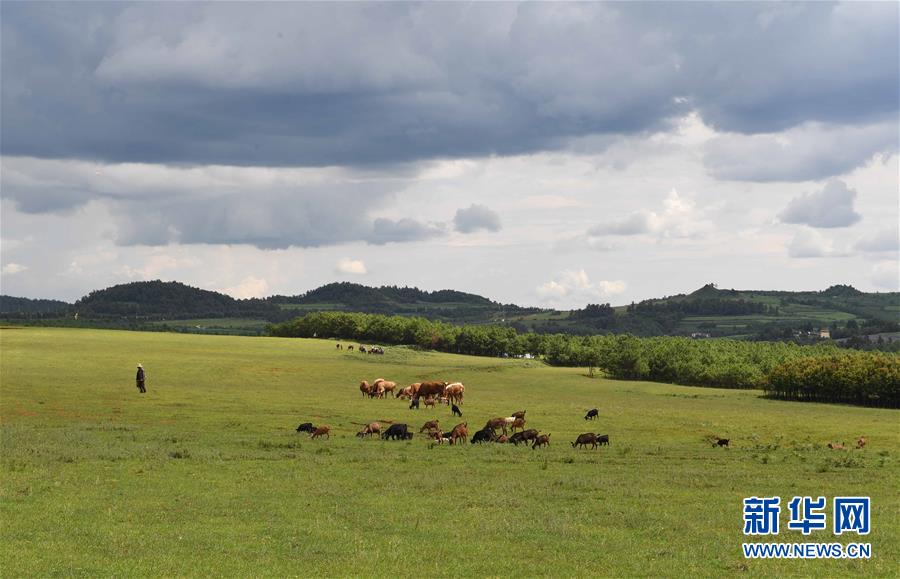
left=450, top=422, right=468, bottom=445
left=311, top=425, right=331, bottom=439
left=420, top=420, right=440, bottom=433
left=857, top=436, right=867, bottom=449
left=357, top=422, right=381, bottom=438
left=532, top=433, right=551, bottom=449
left=511, top=410, right=526, bottom=420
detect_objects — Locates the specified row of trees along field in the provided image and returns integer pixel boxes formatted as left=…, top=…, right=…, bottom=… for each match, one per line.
left=269, top=312, right=900, bottom=407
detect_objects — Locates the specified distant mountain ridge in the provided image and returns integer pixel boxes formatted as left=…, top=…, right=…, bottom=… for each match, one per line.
left=1, top=281, right=897, bottom=341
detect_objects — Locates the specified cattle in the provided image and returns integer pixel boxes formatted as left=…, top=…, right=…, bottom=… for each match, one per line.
left=450, top=422, right=469, bottom=445
left=510, top=417, right=526, bottom=433
left=451, top=404, right=462, bottom=417
left=336, top=343, right=342, bottom=350
left=511, top=410, right=526, bottom=420
left=531, top=433, right=551, bottom=449
left=571, top=433, right=598, bottom=449
left=370, top=382, right=386, bottom=399
left=585, top=408, right=599, bottom=421
left=596, top=434, right=610, bottom=446
left=347, top=345, right=354, bottom=351
left=409, top=398, right=420, bottom=410
left=417, top=381, right=448, bottom=400
left=397, top=386, right=414, bottom=400
left=510, top=429, right=539, bottom=446
left=376, top=380, right=397, bottom=396
left=359, top=346, right=366, bottom=353
left=382, top=424, right=411, bottom=441
left=311, top=425, right=331, bottom=440
left=496, top=434, right=509, bottom=444
left=827, top=442, right=846, bottom=450
left=359, top=381, right=372, bottom=398
left=471, top=427, right=495, bottom=444
left=356, top=422, right=382, bottom=438
left=438, top=396, right=450, bottom=405
left=445, top=382, right=465, bottom=405
left=713, top=438, right=729, bottom=448
left=857, top=436, right=867, bottom=449
left=420, top=420, right=440, bottom=433
left=423, top=396, right=437, bottom=409
left=295, top=422, right=316, bottom=434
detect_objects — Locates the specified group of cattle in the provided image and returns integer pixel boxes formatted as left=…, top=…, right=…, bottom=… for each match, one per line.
left=360, top=378, right=466, bottom=412
left=337, top=344, right=385, bottom=355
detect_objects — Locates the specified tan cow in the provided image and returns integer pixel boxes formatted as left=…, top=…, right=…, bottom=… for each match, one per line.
left=378, top=380, right=397, bottom=396
left=445, top=382, right=465, bottom=405
left=359, top=381, right=372, bottom=398
left=396, top=386, right=414, bottom=400
left=357, top=422, right=382, bottom=438
left=416, top=381, right=448, bottom=400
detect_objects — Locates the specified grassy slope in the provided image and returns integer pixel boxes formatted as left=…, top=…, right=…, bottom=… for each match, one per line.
left=1, top=328, right=898, bottom=576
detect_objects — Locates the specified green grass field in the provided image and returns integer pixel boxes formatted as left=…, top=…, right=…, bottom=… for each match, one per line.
left=2, top=328, right=898, bottom=576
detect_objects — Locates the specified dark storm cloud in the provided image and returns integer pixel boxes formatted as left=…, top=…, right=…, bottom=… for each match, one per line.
left=3, top=2, right=896, bottom=170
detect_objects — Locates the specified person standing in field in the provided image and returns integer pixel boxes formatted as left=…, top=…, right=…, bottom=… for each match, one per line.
left=136, top=364, right=146, bottom=393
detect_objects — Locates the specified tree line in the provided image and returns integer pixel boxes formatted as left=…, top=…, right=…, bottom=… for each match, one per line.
left=268, top=311, right=899, bottom=407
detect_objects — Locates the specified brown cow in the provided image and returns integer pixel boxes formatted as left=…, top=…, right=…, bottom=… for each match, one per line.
left=311, top=425, right=331, bottom=439
left=378, top=381, right=397, bottom=396
left=396, top=386, right=414, bottom=400
left=357, top=422, right=381, bottom=438
left=450, top=422, right=468, bottom=445
left=857, top=436, right=867, bottom=449
left=572, top=433, right=598, bottom=449
left=417, top=381, right=448, bottom=400
left=359, top=381, right=372, bottom=398
left=511, top=410, right=526, bottom=420
left=420, top=420, right=440, bottom=433
left=532, top=433, right=550, bottom=449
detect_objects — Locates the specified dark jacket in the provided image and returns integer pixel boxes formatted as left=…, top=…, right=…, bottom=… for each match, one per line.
left=136, top=368, right=145, bottom=382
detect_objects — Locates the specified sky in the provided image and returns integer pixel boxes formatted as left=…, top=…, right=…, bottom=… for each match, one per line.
left=1, top=1, right=898, bottom=308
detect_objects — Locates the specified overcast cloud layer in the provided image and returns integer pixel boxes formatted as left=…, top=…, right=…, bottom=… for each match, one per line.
left=2, top=2, right=898, bottom=306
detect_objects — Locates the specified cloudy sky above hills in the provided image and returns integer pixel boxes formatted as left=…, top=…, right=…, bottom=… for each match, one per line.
left=2, top=2, right=898, bottom=307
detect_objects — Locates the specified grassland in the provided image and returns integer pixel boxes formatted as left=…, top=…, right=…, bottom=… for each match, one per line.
left=1, top=327, right=898, bottom=576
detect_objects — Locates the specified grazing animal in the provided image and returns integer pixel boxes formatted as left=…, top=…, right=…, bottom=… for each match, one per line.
left=336, top=343, right=342, bottom=350
left=402, top=432, right=413, bottom=440
left=311, top=425, right=331, bottom=439
left=485, top=417, right=508, bottom=434
left=496, top=434, right=509, bottom=444
left=585, top=408, right=599, bottom=421
left=359, top=346, right=366, bottom=354
left=423, top=396, right=437, bottom=409
left=397, top=386, right=414, bottom=399
left=347, top=345, right=354, bottom=351
left=444, top=382, right=465, bottom=405
left=511, top=410, right=526, bottom=420
left=827, top=442, right=846, bottom=450
left=572, top=433, right=598, bottom=449
left=596, top=434, right=610, bottom=446
left=370, top=383, right=386, bottom=399
left=378, top=381, right=397, bottom=396
left=451, top=404, right=462, bottom=417
left=295, top=422, right=316, bottom=434
left=420, top=420, right=440, bottom=433
left=356, top=422, right=382, bottom=438
left=438, top=396, right=449, bottom=405
left=450, top=422, right=469, bottom=445
left=471, top=427, right=495, bottom=444
left=409, top=398, right=420, bottom=410
left=359, top=381, right=372, bottom=398
left=714, top=438, right=729, bottom=448
left=431, top=431, right=451, bottom=444
left=417, top=381, right=448, bottom=400
left=857, top=436, right=867, bottom=449
left=532, top=433, right=551, bottom=449
left=382, top=424, right=411, bottom=441
left=510, top=417, right=526, bottom=433
left=511, top=429, right=539, bottom=446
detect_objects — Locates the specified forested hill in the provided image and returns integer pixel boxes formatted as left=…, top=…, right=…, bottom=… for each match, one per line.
left=0, top=295, right=70, bottom=315
left=268, top=281, right=532, bottom=321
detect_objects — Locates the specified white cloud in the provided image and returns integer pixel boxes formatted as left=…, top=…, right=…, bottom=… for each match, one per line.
left=1, top=263, right=28, bottom=275
left=854, top=227, right=899, bottom=253
left=586, top=189, right=712, bottom=243
left=871, top=261, right=899, bottom=290
left=787, top=229, right=848, bottom=259
left=335, top=258, right=367, bottom=275
left=536, top=269, right=626, bottom=306
left=453, top=204, right=502, bottom=233
left=220, top=276, right=270, bottom=299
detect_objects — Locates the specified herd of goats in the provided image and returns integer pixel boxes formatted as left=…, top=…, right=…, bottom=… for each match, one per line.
left=295, top=377, right=612, bottom=449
